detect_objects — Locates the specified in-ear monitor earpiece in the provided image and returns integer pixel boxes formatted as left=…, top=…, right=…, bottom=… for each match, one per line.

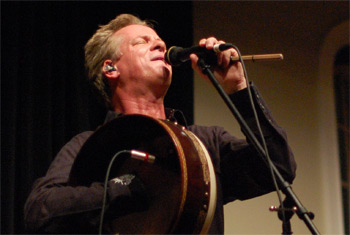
left=104, top=64, right=116, bottom=72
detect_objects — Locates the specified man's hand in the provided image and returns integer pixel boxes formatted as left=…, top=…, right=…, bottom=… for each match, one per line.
left=190, top=37, right=247, bottom=94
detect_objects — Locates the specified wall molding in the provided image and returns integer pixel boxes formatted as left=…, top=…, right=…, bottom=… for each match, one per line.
left=317, top=20, right=349, bottom=234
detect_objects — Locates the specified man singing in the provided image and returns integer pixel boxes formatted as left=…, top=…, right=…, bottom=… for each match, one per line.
left=24, top=14, right=296, bottom=234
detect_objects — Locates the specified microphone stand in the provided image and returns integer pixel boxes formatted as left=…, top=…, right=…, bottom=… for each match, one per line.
left=196, top=57, right=320, bottom=234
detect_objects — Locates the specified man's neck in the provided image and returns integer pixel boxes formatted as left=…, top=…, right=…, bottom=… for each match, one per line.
left=113, top=98, right=166, bottom=120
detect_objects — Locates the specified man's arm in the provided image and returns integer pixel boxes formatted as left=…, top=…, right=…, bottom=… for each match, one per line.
left=221, top=83, right=296, bottom=202
left=189, top=83, right=296, bottom=203
left=24, top=131, right=144, bottom=233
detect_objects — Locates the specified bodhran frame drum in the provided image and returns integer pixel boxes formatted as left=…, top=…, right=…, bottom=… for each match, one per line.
left=69, top=114, right=217, bottom=234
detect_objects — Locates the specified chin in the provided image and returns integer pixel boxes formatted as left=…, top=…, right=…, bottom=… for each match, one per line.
left=162, top=67, right=172, bottom=81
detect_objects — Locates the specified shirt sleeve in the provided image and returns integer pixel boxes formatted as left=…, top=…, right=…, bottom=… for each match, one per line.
left=190, top=83, right=296, bottom=203
left=23, top=131, right=132, bottom=233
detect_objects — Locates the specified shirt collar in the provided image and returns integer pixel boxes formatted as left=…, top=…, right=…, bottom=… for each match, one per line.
left=104, top=108, right=188, bottom=127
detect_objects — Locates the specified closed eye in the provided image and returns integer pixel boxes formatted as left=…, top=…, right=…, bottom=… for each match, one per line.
left=134, top=38, right=147, bottom=45
left=132, top=36, right=150, bottom=46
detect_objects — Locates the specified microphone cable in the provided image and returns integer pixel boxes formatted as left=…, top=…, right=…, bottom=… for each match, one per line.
left=225, top=43, right=286, bottom=225
left=99, top=150, right=130, bottom=235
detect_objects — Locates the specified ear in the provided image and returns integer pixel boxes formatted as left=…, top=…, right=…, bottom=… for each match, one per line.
left=102, top=60, right=120, bottom=79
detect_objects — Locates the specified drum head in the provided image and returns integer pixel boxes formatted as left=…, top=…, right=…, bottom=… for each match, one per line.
left=69, top=115, right=182, bottom=233
left=69, top=114, right=216, bottom=234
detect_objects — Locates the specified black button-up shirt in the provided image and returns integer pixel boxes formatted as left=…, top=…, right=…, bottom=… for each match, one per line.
left=24, top=84, right=296, bottom=234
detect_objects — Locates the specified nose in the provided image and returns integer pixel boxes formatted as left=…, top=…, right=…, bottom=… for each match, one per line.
left=151, top=39, right=166, bottom=52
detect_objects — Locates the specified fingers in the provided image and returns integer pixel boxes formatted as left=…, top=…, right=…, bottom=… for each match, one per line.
left=197, top=37, right=236, bottom=68
left=189, top=53, right=199, bottom=64
left=191, top=37, right=247, bottom=94
left=199, top=37, right=222, bottom=49
left=221, top=48, right=238, bottom=68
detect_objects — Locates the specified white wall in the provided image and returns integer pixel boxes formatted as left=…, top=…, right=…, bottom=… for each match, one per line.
left=192, top=2, right=349, bottom=234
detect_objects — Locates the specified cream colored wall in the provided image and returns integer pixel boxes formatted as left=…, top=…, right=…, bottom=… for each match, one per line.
left=192, top=1, right=349, bottom=234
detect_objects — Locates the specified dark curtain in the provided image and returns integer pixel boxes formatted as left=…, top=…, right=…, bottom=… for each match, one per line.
left=1, top=2, right=193, bottom=233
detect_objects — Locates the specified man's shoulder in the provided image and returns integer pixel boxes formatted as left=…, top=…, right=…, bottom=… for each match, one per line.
left=64, top=131, right=95, bottom=149
left=74, top=131, right=95, bottom=139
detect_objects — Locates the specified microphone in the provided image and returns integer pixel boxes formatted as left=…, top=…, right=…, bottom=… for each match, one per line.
left=130, top=150, right=156, bottom=163
left=166, top=44, right=284, bottom=66
left=165, top=43, right=233, bottom=66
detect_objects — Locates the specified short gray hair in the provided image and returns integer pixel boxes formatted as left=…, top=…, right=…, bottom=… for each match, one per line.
left=84, top=14, right=152, bottom=108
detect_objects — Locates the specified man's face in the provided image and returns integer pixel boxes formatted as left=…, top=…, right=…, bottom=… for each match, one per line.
left=113, top=25, right=172, bottom=98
